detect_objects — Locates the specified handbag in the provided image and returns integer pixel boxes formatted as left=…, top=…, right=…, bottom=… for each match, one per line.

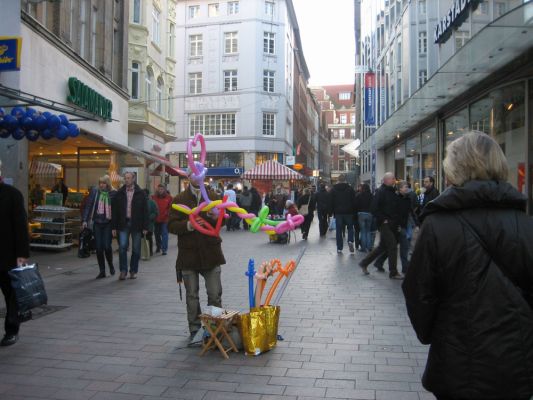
left=456, top=214, right=533, bottom=309
left=141, top=234, right=150, bottom=261
left=299, top=196, right=311, bottom=216
left=8, top=263, right=48, bottom=313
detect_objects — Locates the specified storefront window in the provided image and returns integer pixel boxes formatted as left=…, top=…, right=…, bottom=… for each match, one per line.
left=470, top=82, right=526, bottom=192
left=394, top=143, right=405, bottom=180
left=421, top=128, right=437, bottom=186
left=255, top=152, right=280, bottom=165
left=444, top=108, right=469, bottom=147
left=179, top=152, right=244, bottom=168
left=405, top=136, right=420, bottom=187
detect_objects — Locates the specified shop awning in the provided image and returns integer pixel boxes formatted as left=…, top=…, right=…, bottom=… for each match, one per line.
left=358, top=2, right=533, bottom=152
left=150, top=164, right=184, bottom=176
left=30, top=160, right=61, bottom=178
left=242, top=160, right=304, bottom=180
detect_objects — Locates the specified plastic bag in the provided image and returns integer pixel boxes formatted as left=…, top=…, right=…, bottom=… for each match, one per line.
left=328, top=217, right=336, bottom=231
left=239, top=306, right=280, bottom=356
left=141, top=234, right=150, bottom=261
left=8, top=264, right=48, bottom=313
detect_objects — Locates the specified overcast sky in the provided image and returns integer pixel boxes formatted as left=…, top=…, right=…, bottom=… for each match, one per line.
left=292, top=0, right=355, bottom=86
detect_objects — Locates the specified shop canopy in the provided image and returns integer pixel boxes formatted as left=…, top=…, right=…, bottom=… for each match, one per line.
left=30, top=160, right=61, bottom=178
left=242, top=160, right=304, bottom=180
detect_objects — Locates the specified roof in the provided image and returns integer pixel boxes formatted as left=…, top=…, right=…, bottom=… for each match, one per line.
left=242, top=160, right=304, bottom=180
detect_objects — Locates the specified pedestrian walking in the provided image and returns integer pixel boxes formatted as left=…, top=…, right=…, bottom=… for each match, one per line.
left=355, top=183, right=373, bottom=252
left=315, top=183, right=330, bottom=237
left=152, top=184, right=173, bottom=255
left=297, top=188, right=315, bottom=240
left=168, top=179, right=225, bottom=344
left=224, top=184, right=239, bottom=231
left=249, top=187, right=262, bottom=216
left=144, top=189, right=159, bottom=257
left=238, top=186, right=253, bottom=230
left=82, top=175, right=116, bottom=279
left=403, top=131, right=533, bottom=400
left=0, top=160, right=29, bottom=347
left=329, top=174, right=356, bottom=253
left=111, top=172, right=149, bottom=280
left=417, top=175, right=439, bottom=213
left=358, top=172, right=403, bottom=279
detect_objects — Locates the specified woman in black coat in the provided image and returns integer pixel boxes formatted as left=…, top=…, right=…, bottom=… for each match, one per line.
left=402, top=131, right=533, bottom=400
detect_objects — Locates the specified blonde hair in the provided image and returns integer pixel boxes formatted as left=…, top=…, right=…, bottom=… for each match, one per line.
left=443, top=131, right=508, bottom=187
left=98, top=175, right=112, bottom=190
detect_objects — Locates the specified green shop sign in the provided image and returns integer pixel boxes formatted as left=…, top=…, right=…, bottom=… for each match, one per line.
left=67, top=77, right=112, bottom=121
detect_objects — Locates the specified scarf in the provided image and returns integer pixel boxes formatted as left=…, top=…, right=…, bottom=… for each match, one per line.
left=97, top=190, right=112, bottom=220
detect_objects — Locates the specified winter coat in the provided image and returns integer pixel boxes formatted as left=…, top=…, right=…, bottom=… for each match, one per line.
left=168, top=185, right=226, bottom=273
left=250, top=189, right=262, bottom=213
left=0, top=183, right=29, bottom=272
left=402, top=180, right=533, bottom=399
left=111, top=184, right=149, bottom=233
left=421, top=185, right=440, bottom=209
left=82, top=188, right=116, bottom=225
left=330, top=183, right=356, bottom=215
left=371, top=184, right=401, bottom=228
left=147, top=198, right=159, bottom=232
left=152, top=193, right=173, bottom=223
left=239, top=190, right=253, bottom=208
left=354, top=191, right=373, bottom=213
left=315, top=188, right=330, bottom=214
left=297, top=194, right=316, bottom=213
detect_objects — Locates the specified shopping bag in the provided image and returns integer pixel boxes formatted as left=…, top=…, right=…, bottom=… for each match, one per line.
left=8, top=263, right=48, bottom=313
left=141, top=234, right=150, bottom=261
left=78, top=228, right=93, bottom=258
left=239, top=306, right=280, bottom=356
left=299, top=204, right=309, bottom=216
left=328, top=217, right=336, bottom=231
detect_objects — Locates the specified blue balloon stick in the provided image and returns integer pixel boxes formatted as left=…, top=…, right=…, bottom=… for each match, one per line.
left=245, top=259, right=256, bottom=309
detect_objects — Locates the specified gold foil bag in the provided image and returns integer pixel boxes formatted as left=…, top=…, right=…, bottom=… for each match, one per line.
left=239, top=306, right=280, bottom=356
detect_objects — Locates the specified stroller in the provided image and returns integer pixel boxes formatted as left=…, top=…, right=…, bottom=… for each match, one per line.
left=78, top=228, right=95, bottom=258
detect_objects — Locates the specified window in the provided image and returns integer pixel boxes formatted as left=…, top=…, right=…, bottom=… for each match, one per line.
left=189, top=5, right=199, bottom=19
left=340, top=114, right=347, bottom=124
left=338, top=159, right=345, bottom=171
left=350, top=129, right=356, bottom=138
left=224, top=32, right=238, bottom=54
left=339, top=92, right=351, bottom=100
left=263, top=70, right=275, bottom=92
left=80, top=0, right=87, bottom=58
left=418, top=69, right=427, bottom=87
left=131, top=62, right=140, bottom=99
left=262, top=113, right=275, bottom=136
left=189, top=113, right=236, bottom=136
left=133, top=0, right=141, bottom=23
left=351, top=114, right=355, bottom=124
left=339, top=129, right=345, bottom=139
left=350, top=159, right=357, bottom=171
left=90, top=6, right=97, bottom=65
left=189, top=72, right=202, bottom=94
left=475, top=2, right=489, bottom=15
left=145, top=68, right=153, bottom=108
left=455, top=30, right=470, bottom=50
left=418, top=0, right=426, bottom=15
left=156, top=78, right=163, bottom=115
left=152, top=8, right=160, bottom=45
left=168, top=23, right=175, bottom=58
left=228, top=1, right=239, bottom=15
left=189, top=34, right=203, bottom=57
left=263, top=32, right=275, bottom=54
left=168, top=88, right=174, bottom=120
left=495, top=2, right=506, bottom=17
left=265, top=1, right=274, bottom=16
left=224, top=70, right=238, bottom=92
left=208, top=3, right=219, bottom=17
left=418, top=31, right=427, bottom=54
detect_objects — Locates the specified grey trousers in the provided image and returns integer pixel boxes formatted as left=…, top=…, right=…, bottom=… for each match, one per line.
left=182, top=266, right=222, bottom=334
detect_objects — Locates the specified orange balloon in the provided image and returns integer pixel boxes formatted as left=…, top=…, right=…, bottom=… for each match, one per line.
left=263, top=260, right=295, bottom=306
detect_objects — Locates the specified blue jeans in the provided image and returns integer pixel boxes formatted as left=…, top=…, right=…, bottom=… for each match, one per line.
left=118, top=222, right=142, bottom=273
left=335, top=214, right=354, bottom=251
left=357, top=212, right=373, bottom=252
left=154, top=222, right=169, bottom=252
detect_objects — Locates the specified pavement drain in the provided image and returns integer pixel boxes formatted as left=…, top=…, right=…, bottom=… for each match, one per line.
left=0, top=305, right=68, bottom=320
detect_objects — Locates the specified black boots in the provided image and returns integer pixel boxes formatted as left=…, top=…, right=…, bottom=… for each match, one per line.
left=105, top=248, right=115, bottom=275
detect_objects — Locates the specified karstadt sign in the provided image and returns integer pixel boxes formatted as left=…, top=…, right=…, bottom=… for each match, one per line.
left=434, top=0, right=481, bottom=44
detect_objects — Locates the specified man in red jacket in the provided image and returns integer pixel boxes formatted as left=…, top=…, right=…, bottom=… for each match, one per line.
left=152, top=184, right=173, bottom=255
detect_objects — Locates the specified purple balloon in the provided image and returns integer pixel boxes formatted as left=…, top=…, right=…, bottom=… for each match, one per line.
left=12, top=128, right=26, bottom=140
left=55, top=125, right=69, bottom=140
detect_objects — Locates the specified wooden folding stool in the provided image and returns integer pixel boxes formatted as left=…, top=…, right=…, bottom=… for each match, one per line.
left=198, top=311, right=239, bottom=359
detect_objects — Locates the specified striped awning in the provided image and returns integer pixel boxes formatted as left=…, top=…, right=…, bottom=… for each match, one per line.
left=242, top=160, right=304, bottom=180
left=30, top=161, right=62, bottom=178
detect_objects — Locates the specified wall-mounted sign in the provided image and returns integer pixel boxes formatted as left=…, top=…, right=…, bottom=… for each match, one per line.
left=434, top=0, right=480, bottom=44
left=0, top=37, right=22, bottom=71
left=364, top=73, right=376, bottom=127
left=285, top=156, right=296, bottom=166
left=67, top=77, right=112, bottom=121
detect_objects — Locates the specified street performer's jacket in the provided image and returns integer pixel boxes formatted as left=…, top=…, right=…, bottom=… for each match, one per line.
left=168, top=185, right=226, bottom=274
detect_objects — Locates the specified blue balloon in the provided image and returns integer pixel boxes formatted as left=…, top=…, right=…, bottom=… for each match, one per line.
left=21, top=117, right=33, bottom=131
left=0, top=108, right=5, bottom=117
left=59, top=114, right=69, bottom=126
left=25, top=108, right=38, bottom=119
left=26, top=130, right=40, bottom=141
left=11, top=107, right=25, bottom=119
left=42, top=111, right=52, bottom=119
left=55, top=125, right=69, bottom=140
left=4, top=115, right=18, bottom=132
left=12, top=128, right=26, bottom=140
left=34, top=115, right=48, bottom=131
left=47, top=115, right=61, bottom=130
left=0, top=118, right=9, bottom=138
left=67, top=123, right=80, bottom=137
left=41, top=128, right=54, bottom=140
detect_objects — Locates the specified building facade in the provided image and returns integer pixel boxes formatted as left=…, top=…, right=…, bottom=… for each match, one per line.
left=167, top=0, right=305, bottom=186
left=311, top=85, right=356, bottom=184
left=127, top=0, right=178, bottom=161
left=356, top=0, right=531, bottom=204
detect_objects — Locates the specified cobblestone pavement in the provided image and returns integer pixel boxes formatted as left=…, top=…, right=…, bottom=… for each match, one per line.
left=0, top=222, right=435, bottom=400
